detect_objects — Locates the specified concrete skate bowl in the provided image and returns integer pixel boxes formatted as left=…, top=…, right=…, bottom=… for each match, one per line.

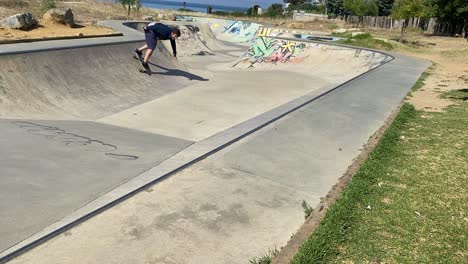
left=0, top=20, right=395, bottom=263
left=0, top=41, right=201, bottom=120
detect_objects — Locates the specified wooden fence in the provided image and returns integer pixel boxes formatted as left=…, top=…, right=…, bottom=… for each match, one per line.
left=342, top=15, right=466, bottom=36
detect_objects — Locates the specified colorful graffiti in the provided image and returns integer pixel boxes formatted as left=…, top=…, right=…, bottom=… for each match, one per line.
left=236, top=36, right=309, bottom=66
left=222, top=20, right=258, bottom=40
left=175, top=16, right=261, bottom=42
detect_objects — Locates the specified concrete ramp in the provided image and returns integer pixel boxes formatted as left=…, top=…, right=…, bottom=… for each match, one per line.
left=0, top=42, right=202, bottom=120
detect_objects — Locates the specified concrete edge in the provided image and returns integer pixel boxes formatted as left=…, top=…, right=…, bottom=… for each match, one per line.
left=0, top=20, right=145, bottom=56
left=0, top=33, right=124, bottom=45
left=271, top=102, right=407, bottom=264
left=0, top=27, right=429, bottom=263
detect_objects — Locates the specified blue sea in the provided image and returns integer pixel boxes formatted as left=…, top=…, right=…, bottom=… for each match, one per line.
left=140, top=0, right=249, bottom=13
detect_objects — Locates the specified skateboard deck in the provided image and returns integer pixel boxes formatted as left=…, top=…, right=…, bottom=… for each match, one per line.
left=133, top=52, right=151, bottom=75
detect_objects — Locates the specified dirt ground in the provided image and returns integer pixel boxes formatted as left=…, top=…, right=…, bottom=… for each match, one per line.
left=0, top=0, right=161, bottom=42
left=402, top=38, right=468, bottom=111
left=363, top=28, right=468, bottom=111
left=0, top=21, right=117, bottom=41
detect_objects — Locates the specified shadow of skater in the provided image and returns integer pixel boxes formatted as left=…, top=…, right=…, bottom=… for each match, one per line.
left=148, top=63, right=209, bottom=81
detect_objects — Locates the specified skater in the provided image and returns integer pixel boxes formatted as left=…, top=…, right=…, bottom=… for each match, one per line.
left=135, top=22, right=181, bottom=69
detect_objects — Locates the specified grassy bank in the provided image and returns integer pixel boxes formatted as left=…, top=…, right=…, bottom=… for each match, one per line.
left=290, top=75, right=467, bottom=263
left=335, top=32, right=394, bottom=50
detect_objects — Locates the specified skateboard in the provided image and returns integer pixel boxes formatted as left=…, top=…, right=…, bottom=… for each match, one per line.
left=133, top=52, right=151, bottom=75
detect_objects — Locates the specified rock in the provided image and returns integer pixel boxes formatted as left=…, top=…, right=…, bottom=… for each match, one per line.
left=107, top=15, right=127, bottom=20
left=0, top=13, right=38, bottom=30
left=43, top=8, right=74, bottom=27
left=374, top=37, right=389, bottom=42
left=143, top=16, right=153, bottom=21
left=77, top=33, right=83, bottom=36
left=332, top=28, right=347, bottom=34
left=351, top=32, right=365, bottom=37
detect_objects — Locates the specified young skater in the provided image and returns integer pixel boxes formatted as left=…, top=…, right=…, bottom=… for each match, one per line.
left=135, top=22, right=181, bottom=69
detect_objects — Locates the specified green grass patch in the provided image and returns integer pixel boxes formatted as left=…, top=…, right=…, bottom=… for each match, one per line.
left=327, top=23, right=339, bottom=30
left=250, top=248, right=279, bottom=264
left=410, top=71, right=431, bottom=92
left=441, top=89, right=468, bottom=101
left=302, top=200, right=314, bottom=219
left=335, top=32, right=394, bottom=51
left=291, top=72, right=468, bottom=263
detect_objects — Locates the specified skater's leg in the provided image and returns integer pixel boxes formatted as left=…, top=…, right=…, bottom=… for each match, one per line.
left=138, top=44, right=148, bottom=52
left=143, top=49, right=154, bottom=63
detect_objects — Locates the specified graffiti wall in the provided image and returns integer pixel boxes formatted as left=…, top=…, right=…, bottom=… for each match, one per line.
left=235, top=32, right=393, bottom=69
left=234, top=34, right=310, bottom=67
left=175, top=16, right=262, bottom=43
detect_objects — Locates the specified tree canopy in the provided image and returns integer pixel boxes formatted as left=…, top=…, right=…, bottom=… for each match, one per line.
left=264, top=3, right=284, bottom=17
left=391, top=0, right=425, bottom=20
left=115, top=0, right=141, bottom=19
left=344, top=0, right=379, bottom=16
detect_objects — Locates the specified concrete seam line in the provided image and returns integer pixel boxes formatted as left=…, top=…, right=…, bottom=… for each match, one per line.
left=0, top=39, right=144, bottom=56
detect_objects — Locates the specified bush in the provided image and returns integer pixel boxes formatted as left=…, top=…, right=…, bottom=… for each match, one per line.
left=0, top=0, right=29, bottom=8
left=263, top=3, right=284, bottom=18
left=178, top=8, right=194, bottom=12
left=212, top=11, right=229, bottom=16
left=40, top=0, right=56, bottom=14
left=230, top=10, right=246, bottom=17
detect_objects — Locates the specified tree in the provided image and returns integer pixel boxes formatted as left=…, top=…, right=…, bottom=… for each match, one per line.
left=327, top=0, right=345, bottom=16
left=284, top=0, right=306, bottom=5
left=247, top=5, right=261, bottom=16
left=391, top=0, right=425, bottom=42
left=377, top=0, right=394, bottom=16
left=344, top=0, right=378, bottom=26
left=264, top=3, right=284, bottom=17
left=116, top=0, right=141, bottom=19
left=427, top=0, right=468, bottom=39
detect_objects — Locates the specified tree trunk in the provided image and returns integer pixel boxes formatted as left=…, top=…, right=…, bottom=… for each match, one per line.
left=127, top=4, right=131, bottom=20
left=464, top=12, right=468, bottom=41
left=399, top=19, right=407, bottom=43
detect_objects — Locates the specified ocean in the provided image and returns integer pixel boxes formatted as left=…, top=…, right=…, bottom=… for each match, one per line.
left=139, top=0, right=249, bottom=13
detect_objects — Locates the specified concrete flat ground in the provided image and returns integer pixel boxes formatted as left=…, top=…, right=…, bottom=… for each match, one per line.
left=0, top=120, right=193, bottom=254
left=0, top=20, right=429, bottom=263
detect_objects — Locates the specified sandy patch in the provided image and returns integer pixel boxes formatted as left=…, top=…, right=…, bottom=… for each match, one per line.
left=0, top=20, right=117, bottom=42
left=403, top=37, right=468, bottom=112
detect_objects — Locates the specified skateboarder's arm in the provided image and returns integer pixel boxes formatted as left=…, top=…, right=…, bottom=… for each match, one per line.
left=170, top=39, right=177, bottom=57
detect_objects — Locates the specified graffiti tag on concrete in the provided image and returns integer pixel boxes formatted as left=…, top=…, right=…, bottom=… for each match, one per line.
left=12, top=121, right=139, bottom=160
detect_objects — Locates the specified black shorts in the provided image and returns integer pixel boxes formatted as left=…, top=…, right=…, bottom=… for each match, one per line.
left=145, top=30, right=158, bottom=50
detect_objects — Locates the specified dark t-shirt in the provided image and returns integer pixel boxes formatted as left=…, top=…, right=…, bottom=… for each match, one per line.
left=147, top=23, right=172, bottom=40
left=146, top=23, right=177, bottom=56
